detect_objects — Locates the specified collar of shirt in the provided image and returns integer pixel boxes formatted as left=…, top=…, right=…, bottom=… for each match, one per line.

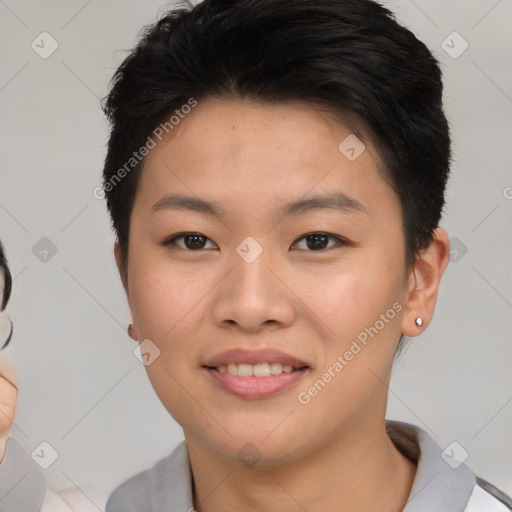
left=106, top=420, right=477, bottom=512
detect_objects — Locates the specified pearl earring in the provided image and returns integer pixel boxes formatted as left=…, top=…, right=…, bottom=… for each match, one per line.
left=415, top=317, right=423, bottom=327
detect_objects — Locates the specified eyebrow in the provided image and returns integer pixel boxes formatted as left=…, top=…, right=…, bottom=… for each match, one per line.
left=151, top=191, right=367, bottom=218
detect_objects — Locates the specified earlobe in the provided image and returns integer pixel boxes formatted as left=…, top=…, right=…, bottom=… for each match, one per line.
left=401, top=227, right=450, bottom=337
left=127, top=323, right=139, bottom=341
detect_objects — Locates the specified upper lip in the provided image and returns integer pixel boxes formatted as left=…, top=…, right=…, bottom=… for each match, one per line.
left=203, top=348, right=310, bottom=368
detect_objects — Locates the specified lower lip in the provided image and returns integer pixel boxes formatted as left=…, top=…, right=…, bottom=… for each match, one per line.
left=204, top=367, right=309, bottom=399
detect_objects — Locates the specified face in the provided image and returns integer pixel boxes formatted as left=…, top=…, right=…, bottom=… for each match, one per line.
left=116, top=97, right=437, bottom=465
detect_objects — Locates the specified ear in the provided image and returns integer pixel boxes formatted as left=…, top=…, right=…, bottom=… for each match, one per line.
left=401, top=227, right=450, bottom=336
left=114, top=241, right=139, bottom=341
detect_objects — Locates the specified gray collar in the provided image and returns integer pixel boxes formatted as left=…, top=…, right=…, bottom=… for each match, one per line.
left=387, top=421, right=475, bottom=512
left=149, top=441, right=194, bottom=511
left=109, top=420, right=476, bottom=511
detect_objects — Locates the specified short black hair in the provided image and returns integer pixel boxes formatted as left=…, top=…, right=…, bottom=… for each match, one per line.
left=102, top=0, right=450, bottom=283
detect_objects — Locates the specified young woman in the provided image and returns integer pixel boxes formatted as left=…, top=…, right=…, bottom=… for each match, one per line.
left=1, top=1, right=510, bottom=511
left=99, top=0, right=512, bottom=510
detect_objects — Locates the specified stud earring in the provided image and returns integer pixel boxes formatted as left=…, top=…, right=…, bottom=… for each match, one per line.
left=415, top=317, right=423, bottom=328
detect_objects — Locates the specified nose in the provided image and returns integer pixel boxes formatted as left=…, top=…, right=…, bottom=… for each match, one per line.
left=211, top=240, right=295, bottom=333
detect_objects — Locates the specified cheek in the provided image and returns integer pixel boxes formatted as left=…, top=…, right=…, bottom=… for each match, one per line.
left=128, top=260, right=200, bottom=417
left=299, top=257, right=404, bottom=382
left=295, top=260, right=395, bottom=335
left=296, top=270, right=401, bottom=418
left=129, top=252, right=204, bottom=340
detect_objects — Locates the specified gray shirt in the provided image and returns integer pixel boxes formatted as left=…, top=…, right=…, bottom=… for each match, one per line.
left=1, top=420, right=511, bottom=511
left=105, top=421, right=512, bottom=512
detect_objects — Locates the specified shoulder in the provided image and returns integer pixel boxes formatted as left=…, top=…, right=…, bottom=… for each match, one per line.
left=105, top=441, right=193, bottom=512
left=0, top=437, right=106, bottom=512
left=0, top=437, right=48, bottom=512
left=105, top=465, right=154, bottom=512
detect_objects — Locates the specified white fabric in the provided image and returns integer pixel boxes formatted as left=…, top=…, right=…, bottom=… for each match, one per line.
left=41, top=488, right=108, bottom=512
left=464, top=484, right=510, bottom=512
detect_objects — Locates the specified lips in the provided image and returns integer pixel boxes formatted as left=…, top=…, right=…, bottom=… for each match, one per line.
left=202, top=348, right=311, bottom=399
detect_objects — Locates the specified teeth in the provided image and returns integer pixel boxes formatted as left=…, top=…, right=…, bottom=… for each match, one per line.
left=238, top=363, right=253, bottom=377
left=253, top=363, right=270, bottom=377
left=269, top=363, right=282, bottom=374
left=216, top=362, right=301, bottom=377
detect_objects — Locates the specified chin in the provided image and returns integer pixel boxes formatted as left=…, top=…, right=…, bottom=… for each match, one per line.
left=188, top=423, right=310, bottom=467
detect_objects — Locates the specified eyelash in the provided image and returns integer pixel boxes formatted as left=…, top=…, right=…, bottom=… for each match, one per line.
left=159, top=232, right=353, bottom=252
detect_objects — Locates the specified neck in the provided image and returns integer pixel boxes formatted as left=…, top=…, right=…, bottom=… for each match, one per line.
left=186, top=417, right=417, bottom=512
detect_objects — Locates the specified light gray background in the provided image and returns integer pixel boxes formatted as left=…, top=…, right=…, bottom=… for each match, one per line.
left=1, top=0, right=511, bottom=509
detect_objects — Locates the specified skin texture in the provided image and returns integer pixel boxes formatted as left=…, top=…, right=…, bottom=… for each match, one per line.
left=115, top=96, right=450, bottom=512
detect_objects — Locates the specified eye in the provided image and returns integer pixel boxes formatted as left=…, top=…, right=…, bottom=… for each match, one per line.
left=292, top=232, right=348, bottom=251
left=160, top=231, right=351, bottom=252
left=160, top=232, right=217, bottom=251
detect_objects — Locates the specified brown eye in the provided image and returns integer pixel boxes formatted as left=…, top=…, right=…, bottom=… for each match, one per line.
left=292, top=232, right=347, bottom=251
left=161, top=232, right=217, bottom=250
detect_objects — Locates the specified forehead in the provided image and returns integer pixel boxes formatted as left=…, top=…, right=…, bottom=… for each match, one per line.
left=134, top=96, right=394, bottom=219
left=145, top=97, right=368, bottom=166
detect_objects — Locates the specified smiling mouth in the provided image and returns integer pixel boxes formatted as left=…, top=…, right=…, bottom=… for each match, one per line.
left=204, top=362, right=309, bottom=377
